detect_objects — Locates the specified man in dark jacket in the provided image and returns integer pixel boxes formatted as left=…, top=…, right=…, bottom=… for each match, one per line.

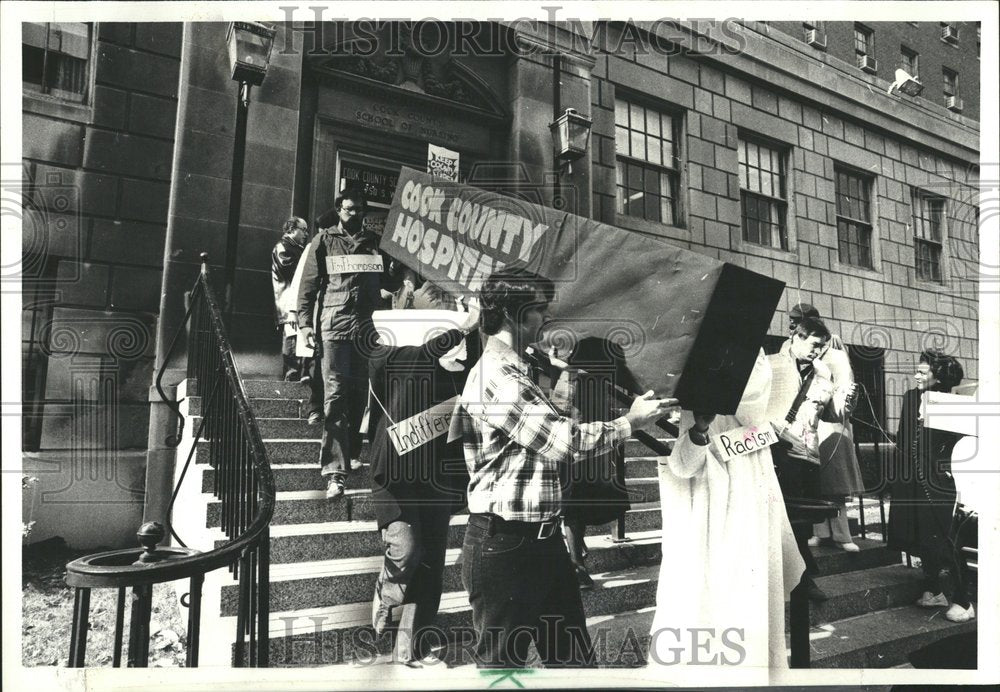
left=271, top=217, right=309, bottom=381
left=298, top=190, right=385, bottom=500
left=368, top=307, right=478, bottom=665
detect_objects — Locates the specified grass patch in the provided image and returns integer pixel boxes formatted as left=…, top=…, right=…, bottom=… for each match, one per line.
left=22, top=537, right=188, bottom=667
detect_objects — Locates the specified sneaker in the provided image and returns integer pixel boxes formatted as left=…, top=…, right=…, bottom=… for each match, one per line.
left=575, top=565, right=595, bottom=590
left=299, top=373, right=312, bottom=385
left=325, top=476, right=345, bottom=501
left=307, top=411, right=323, bottom=425
left=944, top=603, right=975, bottom=622
left=916, top=591, right=949, bottom=607
left=838, top=542, right=860, bottom=553
left=403, top=653, right=444, bottom=668
left=807, top=536, right=821, bottom=547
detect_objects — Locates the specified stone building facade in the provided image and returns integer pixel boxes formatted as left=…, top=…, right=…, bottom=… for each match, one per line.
left=20, top=19, right=981, bottom=546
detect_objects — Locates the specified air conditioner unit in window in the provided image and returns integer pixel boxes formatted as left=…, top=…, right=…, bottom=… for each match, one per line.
left=941, top=24, right=960, bottom=44
left=857, top=54, right=877, bottom=73
left=804, top=28, right=827, bottom=49
left=946, top=95, right=964, bottom=112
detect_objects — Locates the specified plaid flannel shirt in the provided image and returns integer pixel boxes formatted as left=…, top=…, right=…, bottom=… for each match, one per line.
left=457, top=338, right=631, bottom=522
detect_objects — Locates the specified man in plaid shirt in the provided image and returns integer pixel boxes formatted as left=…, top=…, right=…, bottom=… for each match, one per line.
left=457, top=268, right=677, bottom=667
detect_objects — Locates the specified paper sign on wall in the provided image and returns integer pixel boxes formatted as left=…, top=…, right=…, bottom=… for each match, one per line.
left=387, top=395, right=460, bottom=455
left=325, top=254, right=384, bottom=274
left=711, top=424, right=779, bottom=462
left=427, top=144, right=460, bottom=181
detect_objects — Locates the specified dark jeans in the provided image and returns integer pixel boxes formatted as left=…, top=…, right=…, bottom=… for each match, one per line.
left=461, top=515, right=595, bottom=668
left=320, top=339, right=368, bottom=477
left=774, top=441, right=820, bottom=575
left=374, top=505, right=452, bottom=660
left=305, top=351, right=323, bottom=416
left=281, top=334, right=298, bottom=378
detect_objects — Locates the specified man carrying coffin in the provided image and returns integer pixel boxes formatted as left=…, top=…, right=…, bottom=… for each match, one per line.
left=457, top=268, right=677, bottom=668
left=368, top=302, right=478, bottom=666
left=298, top=190, right=385, bottom=500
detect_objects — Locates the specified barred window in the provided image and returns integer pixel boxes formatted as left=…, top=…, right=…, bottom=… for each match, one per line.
left=738, top=137, right=788, bottom=249
left=22, top=23, right=94, bottom=103
left=615, top=98, right=680, bottom=226
left=912, top=190, right=946, bottom=282
left=900, top=46, right=919, bottom=78
left=835, top=167, right=875, bottom=268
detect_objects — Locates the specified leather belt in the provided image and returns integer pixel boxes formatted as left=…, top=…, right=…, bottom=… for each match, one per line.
left=469, top=513, right=561, bottom=541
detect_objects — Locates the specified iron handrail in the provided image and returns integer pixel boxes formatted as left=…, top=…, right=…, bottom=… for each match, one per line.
left=66, top=254, right=275, bottom=666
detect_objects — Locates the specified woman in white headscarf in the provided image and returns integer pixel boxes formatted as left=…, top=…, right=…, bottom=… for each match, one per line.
left=649, top=351, right=805, bottom=677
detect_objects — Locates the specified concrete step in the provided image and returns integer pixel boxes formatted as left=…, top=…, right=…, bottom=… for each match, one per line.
left=189, top=396, right=304, bottom=418
left=252, top=509, right=663, bottom=564
left=203, top=462, right=370, bottom=494
left=220, top=540, right=661, bottom=619
left=789, top=563, right=925, bottom=627
left=810, top=538, right=900, bottom=576
left=807, top=603, right=977, bottom=668
left=243, top=379, right=314, bottom=399
left=197, top=439, right=320, bottom=465
left=232, top=563, right=661, bottom=665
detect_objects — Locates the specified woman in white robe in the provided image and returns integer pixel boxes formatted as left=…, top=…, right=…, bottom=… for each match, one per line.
left=649, top=351, right=805, bottom=677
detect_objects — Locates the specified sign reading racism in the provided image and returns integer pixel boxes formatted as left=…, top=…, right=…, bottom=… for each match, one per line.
left=381, top=168, right=785, bottom=413
left=711, top=424, right=780, bottom=462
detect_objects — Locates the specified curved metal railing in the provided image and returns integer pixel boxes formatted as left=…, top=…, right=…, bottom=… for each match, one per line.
left=65, top=254, right=275, bottom=667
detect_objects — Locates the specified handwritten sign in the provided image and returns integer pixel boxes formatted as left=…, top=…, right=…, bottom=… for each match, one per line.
left=711, top=424, right=778, bottom=462
left=326, top=254, right=384, bottom=274
left=387, top=396, right=460, bottom=455
left=428, top=143, right=460, bottom=181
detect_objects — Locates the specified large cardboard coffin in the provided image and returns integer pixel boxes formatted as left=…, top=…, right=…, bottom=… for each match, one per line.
left=380, top=168, right=784, bottom=414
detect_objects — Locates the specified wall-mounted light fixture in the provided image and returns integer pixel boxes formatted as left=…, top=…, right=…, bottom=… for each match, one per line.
left=549, top=107, right=592, bottom=174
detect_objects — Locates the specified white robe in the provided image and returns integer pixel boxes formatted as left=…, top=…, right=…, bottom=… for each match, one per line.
left=648, top=352, right=805, bottom=680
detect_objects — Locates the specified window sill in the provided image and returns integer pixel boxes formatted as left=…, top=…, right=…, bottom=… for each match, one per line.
left=830, top=258, right=882, bottom=277
left=23, top=91, right=93, bottom=123
left=734, top=240, right=797, bottom=260
left=613, top=212, right=688, bottom=245
left=913, top=277, right=949, bottom=292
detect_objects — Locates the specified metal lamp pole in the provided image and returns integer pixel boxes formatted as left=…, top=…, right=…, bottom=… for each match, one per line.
left=223, top=80, right=251, bottom=321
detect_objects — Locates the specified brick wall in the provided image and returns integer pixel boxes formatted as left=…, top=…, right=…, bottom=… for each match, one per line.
left=589, top=22, right=979, bottom=431
left=769, top=21, right=980, bottom=122
left=22, top=23, right=182, bottom=451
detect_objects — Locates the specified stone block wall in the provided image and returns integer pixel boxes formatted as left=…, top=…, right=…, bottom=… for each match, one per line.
left=22, top=23, right=182, bottom=452
left=589, top=22, right=979, bottom=431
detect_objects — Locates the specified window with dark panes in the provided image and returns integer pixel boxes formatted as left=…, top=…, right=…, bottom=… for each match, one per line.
left=835, top=167, right=875, bottom=268
left=615, top=98, right=680, bottom=226
left=854, top=24, right=874, bottom=57
left=900, top=46, right=919, bottom=78
left=22, top=23, right=94, bottom=103
left=942, top=68, right=959, bottom=102
left=738, top=136, right=788, bottom=250
left=912, top=190, right=946, bottom=282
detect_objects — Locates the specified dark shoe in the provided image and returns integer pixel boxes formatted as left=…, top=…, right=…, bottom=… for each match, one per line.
left=325, top=475, right=345, bottom=501
left=299, top=373, right=312, bottom=385
left=284, top=370, right=300, bottom=382
left=307, top=411, right=323, bottom=425
left=575, top=565, right=595, bottom=590
left=806, top=579, right=828, bottom=602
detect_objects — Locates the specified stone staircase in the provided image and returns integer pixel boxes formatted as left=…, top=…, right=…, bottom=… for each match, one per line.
left=172, top=378, right=976, bottom=669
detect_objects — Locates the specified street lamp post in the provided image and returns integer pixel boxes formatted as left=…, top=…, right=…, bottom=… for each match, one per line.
left=223, top=21, right=276, bottom=320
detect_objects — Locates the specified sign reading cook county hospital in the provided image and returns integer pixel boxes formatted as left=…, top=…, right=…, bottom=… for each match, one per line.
left=380, top=167, right=785, bottom=414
